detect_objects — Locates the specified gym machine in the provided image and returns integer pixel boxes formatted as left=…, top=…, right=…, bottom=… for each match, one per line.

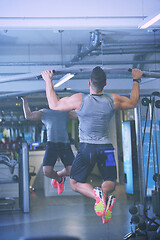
left=0, top=141, right=30, bottom=213
left=124, top=92, right=160, bottom=239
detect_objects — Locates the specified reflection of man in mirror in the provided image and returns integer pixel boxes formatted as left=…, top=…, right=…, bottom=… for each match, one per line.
left=21, top=96, right=77, bottom=194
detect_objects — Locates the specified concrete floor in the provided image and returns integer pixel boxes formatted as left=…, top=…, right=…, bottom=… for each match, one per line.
left=0, top=184, right=159, bottom=240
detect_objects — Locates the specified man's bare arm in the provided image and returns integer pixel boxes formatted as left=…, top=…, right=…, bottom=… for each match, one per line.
left=112, top=68, right=143, bottom=110
left=21, top=96, right=43, bottom=121
left=42, top=70, right=81, bottom=111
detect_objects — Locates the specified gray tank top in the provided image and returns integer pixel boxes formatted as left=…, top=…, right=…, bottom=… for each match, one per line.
left=42, top=109, right=69, bottom=143
left=76, top=93, right=115, bottom=144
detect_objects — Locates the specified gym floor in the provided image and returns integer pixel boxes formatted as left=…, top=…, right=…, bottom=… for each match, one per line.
left=0, top=184, right=159, bottom=240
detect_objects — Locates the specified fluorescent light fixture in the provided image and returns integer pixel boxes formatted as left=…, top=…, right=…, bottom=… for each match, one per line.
left=139, top=13, right=160, bottom=29
left=54, top=73, right=75, bottom=88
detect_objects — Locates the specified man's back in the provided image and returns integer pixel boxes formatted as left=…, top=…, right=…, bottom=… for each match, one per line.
left=42, top=109, right=69, bottom=143
left=76, top=93, right=115, bottom=144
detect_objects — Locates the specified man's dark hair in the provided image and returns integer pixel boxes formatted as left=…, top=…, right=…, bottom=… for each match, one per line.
left=90, top=66, right=106, bottom=93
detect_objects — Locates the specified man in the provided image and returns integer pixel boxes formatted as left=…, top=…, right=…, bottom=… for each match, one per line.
left=21, top=96, right=77, bottom=194
left=42, top=66, right=143, bottom=223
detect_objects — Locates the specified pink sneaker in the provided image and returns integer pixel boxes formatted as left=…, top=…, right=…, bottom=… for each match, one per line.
left=93, top=187, right=106, bottom=217
left=102, top=195, right=116, bottom=224
left=57, top=177, right=65, bottom=194
left=52, top=179, right=58, bottom=189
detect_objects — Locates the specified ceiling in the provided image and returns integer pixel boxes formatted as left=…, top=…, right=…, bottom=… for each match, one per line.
left=0, top=0, right=160, bottom=123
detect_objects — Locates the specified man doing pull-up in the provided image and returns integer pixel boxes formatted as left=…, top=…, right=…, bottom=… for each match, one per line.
left=42, top=66, right=143, bottom=223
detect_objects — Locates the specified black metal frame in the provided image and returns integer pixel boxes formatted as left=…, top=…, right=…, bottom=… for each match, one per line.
left=124, top=92, right=160, bottom=239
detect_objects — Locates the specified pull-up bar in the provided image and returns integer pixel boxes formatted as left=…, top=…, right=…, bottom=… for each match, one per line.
left=128, top=68, right=160, bottom=78
left=0, top=68, right=160, bottom=99
left=0, top=68, right=160, bottom=84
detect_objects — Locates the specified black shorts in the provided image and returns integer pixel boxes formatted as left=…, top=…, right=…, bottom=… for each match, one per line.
left=70, top=143, right=117, bottom=183
left=43, top=141, right=74, bottom=167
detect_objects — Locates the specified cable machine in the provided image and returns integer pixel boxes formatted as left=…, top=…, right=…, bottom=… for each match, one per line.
left=124, top=92, right=160, bottom=239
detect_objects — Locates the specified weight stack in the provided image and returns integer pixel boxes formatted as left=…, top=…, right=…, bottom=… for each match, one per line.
left=152, top=190, right=160, bottom=217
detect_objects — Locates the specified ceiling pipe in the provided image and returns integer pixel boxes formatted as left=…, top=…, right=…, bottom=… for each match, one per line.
left=0, top=89, right=158, bottom=100
left=0, top=60, right=160, bottom=67
left=90, top=48, right=160, bottom=55
left=101, top=42, right=160, bottom=47
left=65, top=60, right=160, bottom=66
left=0, top=89, right=80, bottom=99
left=0, top=62, right=64, bottom=66
left=65, top=30, right=101, bottom=67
